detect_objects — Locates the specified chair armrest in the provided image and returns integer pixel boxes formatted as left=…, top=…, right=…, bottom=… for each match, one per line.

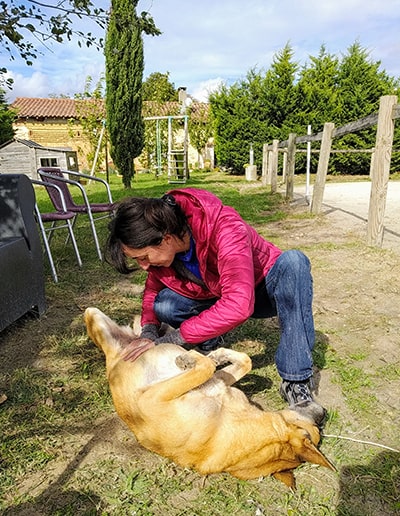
left=60, top=169, right=113, bottom=204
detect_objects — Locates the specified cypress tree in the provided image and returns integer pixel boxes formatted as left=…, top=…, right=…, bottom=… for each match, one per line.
left=105, top=2, right=159, bottom=187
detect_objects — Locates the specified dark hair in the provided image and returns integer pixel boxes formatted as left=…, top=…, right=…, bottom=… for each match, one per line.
left=105, top=194, right=188, bottom=274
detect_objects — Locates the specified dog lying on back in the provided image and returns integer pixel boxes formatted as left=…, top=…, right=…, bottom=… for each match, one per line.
left=84, top=307, right=334, bottom=488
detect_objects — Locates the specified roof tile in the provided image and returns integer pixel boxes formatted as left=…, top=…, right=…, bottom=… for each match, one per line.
left=11, top=97, right=209, bottom=120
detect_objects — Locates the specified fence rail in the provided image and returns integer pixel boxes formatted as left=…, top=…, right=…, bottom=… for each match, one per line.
left=262, top=95, right=399, bottom=247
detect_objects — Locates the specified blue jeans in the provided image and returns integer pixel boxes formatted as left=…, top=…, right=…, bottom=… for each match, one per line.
left=153, top=250, right=314, bottom=381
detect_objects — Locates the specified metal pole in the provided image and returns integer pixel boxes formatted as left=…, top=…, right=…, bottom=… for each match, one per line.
left=105, top=131, right=109, bottom=183
left=306, top=124, right=311, bottom=203
left=184, top=115, right=188, bottom=180
left=90, top=120, right=106, bottom=177
left=167, top=117, right=172, bottom=178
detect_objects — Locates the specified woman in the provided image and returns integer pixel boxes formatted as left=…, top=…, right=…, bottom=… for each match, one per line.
left=106, top=188, right=326, bottom=425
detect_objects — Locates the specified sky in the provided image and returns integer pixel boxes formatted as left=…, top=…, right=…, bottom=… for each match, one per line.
left=3, top=0, right=400, bottom=103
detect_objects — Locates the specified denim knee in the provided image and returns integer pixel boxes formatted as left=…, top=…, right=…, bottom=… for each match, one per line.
left=153, top=289, right=174, bottom=324
left=278, top=249, right=310, bottom=273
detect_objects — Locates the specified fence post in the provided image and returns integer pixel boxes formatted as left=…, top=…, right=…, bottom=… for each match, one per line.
left=286, top=133, right=296, bottom=200
left=367, top=95, right=397, bottom=246
left=282, top=149, right=287, bottom=183
left=262, top=143, right=268, bottom=186
left=310, top=122, right=335, bottom=214
left=267, top=149, right=273, bottom=185
left=271, top=139, right=279, bottom=193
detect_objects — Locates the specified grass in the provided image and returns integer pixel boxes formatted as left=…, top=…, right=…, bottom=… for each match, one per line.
left=1, top=169, right=399, bottom=515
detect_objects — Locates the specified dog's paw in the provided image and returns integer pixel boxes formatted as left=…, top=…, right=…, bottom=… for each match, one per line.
left=176, top=353, right=197, bottom=370
left=207, top=349, right=231, bottom=366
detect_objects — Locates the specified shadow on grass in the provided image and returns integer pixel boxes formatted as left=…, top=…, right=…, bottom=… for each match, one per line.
left=337, top=451, right=400, bottom=516
left=2, top=490, right=102, bottom=516
left=225, top=316, right=330, bottom=398
left=1, top=416, right=125, bottom=515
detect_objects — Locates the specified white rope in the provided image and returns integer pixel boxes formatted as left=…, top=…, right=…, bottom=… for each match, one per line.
left=323, top=434, right=400, bottom=453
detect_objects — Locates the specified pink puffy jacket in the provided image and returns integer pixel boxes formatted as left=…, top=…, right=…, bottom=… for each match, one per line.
left=141, top=188, right=282, bottom=344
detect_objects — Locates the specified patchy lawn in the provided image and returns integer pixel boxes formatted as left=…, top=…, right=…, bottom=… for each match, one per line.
left=1, top=171, right=399, bottom=515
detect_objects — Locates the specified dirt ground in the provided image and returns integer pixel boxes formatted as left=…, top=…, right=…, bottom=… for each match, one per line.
left=270, top=191, right=400, bottom=418
left=1, top=182, right=399, bottom=514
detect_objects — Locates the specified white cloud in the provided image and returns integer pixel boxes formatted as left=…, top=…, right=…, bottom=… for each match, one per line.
left=4, top=0, right=400, bottom=103
left=192, top=78, right=225, bottom=102
left=5, top=71, right=49, bottom=102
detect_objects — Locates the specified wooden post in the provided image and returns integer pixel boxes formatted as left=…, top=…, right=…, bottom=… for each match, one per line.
left=261, top=143, right=268, bottom=186
left=369, top=148, right=375, bottom=178
left=270, top=139, right=279, bottom=193
left=310, top=122, right=335, bottom=214
left=286, top=133, right=296, bottom=200
left=266, top=150, right=273, bottom=185
left=367, top=95, right=397, bottom=246
left=282, top=150, right=287, bottom=183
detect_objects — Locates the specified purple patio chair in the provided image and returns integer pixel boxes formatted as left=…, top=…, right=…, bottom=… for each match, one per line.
left=32, top=179, right=82, bottom=283
left=37, top=167, right=115, bottom=260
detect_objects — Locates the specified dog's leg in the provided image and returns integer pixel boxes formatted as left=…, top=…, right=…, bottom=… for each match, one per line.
left=207, top=348, right=252, bottom=386
left=140, top=350, right=216, bottom=403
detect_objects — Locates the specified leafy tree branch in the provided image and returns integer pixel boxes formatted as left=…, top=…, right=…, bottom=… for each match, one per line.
left=0, top=0, right=108, bottom=68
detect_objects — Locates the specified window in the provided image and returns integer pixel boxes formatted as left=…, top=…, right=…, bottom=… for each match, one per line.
left=40, top=157, right=58, bottom=167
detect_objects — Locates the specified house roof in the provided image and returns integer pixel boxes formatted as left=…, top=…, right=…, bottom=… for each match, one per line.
left=12, top=97, right=80, bottom=118
left=0, top=138, right=72, bottom=152
left=11, top=97, right=209, bottom=120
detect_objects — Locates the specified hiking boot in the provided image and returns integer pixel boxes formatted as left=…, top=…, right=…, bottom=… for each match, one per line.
left=280, top=379, right=327, bottom=428
left=196, top=336, right=224, bottom=355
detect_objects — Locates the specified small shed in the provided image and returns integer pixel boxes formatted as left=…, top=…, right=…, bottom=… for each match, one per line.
left=0, top=138, right=78, bottom=180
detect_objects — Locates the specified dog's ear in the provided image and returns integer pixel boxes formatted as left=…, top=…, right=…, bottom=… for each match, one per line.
left=297, top=435, right=336, bottom=471
left=273, top=470, right=296, bottom=489
left=84, top=307, right=136, bottom=356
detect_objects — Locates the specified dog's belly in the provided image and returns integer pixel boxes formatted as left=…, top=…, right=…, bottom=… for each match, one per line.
left=112, top=345, right=186, bottom=391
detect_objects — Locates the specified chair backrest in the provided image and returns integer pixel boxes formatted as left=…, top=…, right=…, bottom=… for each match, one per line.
left=37, top=168, right=76, bottom=211
left=31, top=179, right=71, bottom=215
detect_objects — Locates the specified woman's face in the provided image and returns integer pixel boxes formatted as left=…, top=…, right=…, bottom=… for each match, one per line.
left=122, top=234, right=183, bottom=271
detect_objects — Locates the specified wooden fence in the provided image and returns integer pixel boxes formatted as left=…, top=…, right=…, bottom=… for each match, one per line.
left=262, top=95, right=400, bottom=247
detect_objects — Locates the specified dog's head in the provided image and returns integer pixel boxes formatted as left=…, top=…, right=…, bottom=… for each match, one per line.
left=84, top=307, right=137, bottom=357
left=275, top=408, right=335, bottom=487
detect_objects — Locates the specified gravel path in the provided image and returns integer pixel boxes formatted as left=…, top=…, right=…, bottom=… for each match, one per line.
left=293, top=181, right=400, bottom=252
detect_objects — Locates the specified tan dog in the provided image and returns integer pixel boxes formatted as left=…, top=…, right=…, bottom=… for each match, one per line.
left=85, top=307, right=334, bottom=488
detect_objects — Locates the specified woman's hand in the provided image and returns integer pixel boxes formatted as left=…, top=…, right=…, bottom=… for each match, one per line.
left=121, top=338, right=155, bottom=362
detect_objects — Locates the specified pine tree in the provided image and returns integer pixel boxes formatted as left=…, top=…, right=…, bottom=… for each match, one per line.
left=337, top=41, right=396, bottom=123
left=293, top=45, right=340, bottom=133
left=334, top=41, right=398, bottom=174
left=0, top=89, right=15, bottom=145
left=142, top=72, right=177, bottom=102
left=261, top=43, right=298, bottom=138
left=210, top=44, right=298, bottom=172
left=105, top=2, right=159, bottom=187
left=210, top=78, right=264, bottom=172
